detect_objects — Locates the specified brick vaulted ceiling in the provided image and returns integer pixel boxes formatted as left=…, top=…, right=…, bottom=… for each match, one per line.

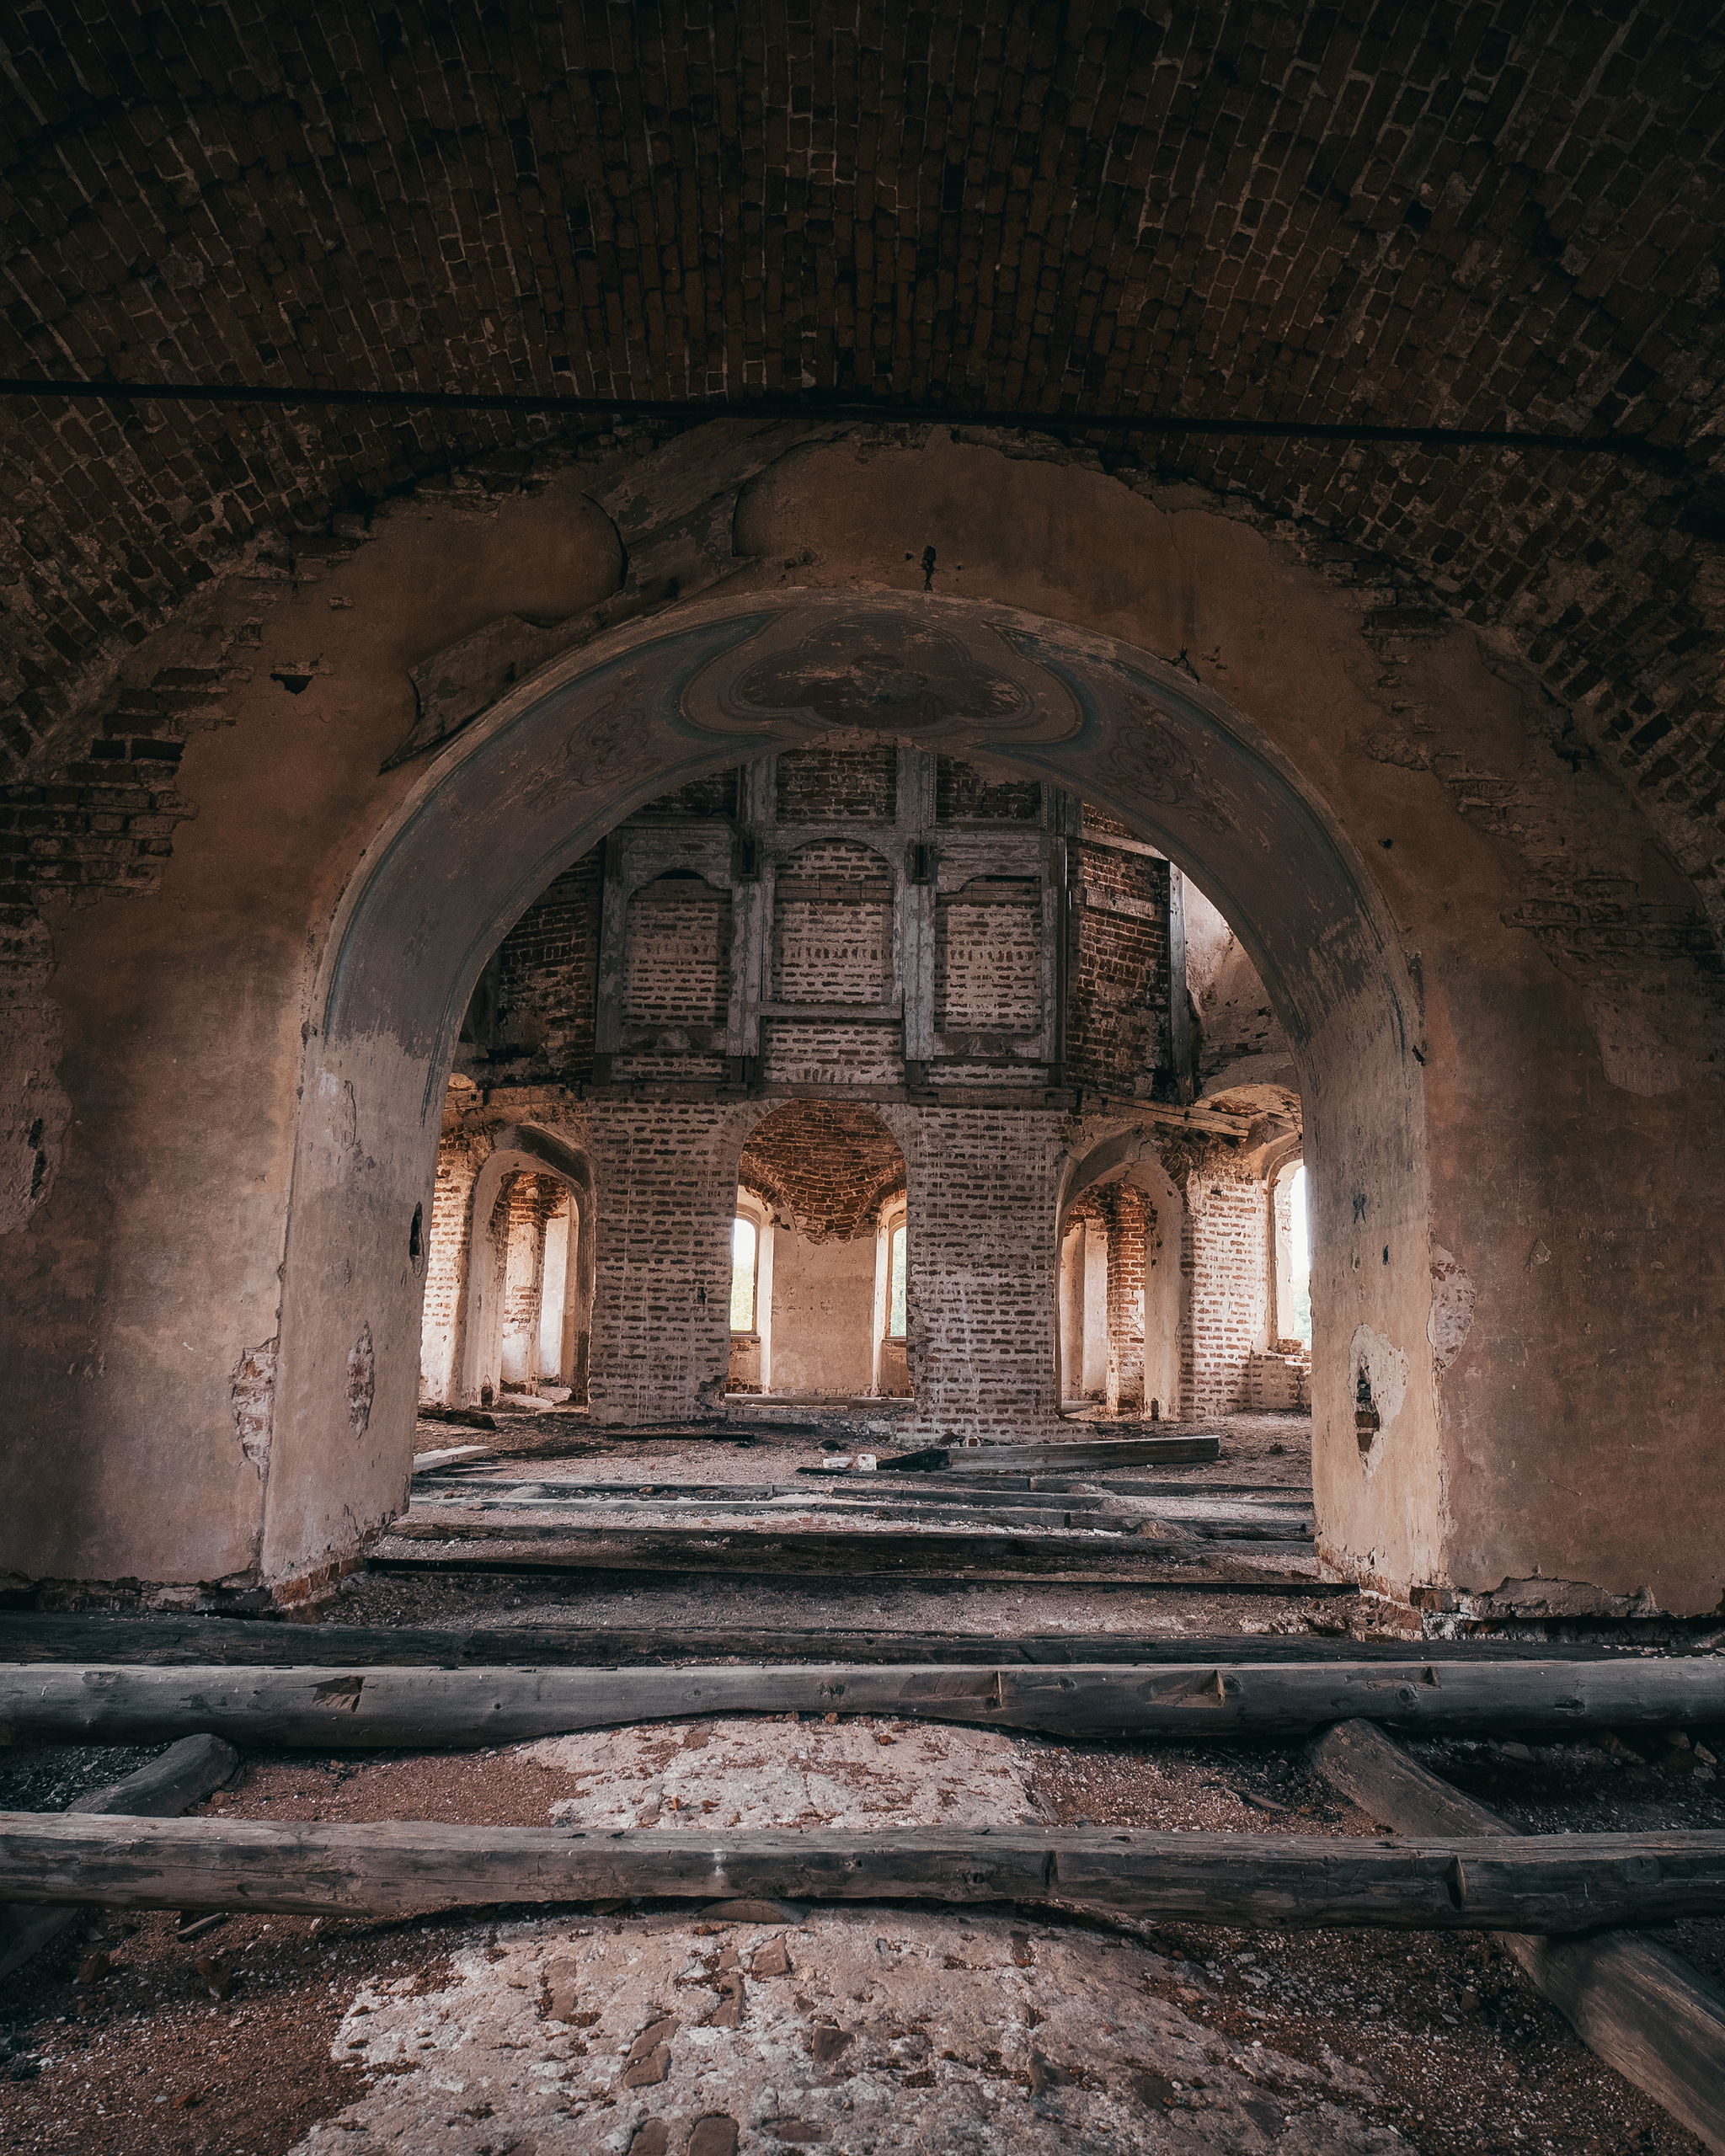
left=3, top=5, right=1725, bottom=926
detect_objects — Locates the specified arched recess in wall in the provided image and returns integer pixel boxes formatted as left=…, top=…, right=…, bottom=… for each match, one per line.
left=441, top=1125, right=595, bottom=1412
left=265, top=587, right=1426, bottom=1588
left=733, top=1099, right=908, bottom=1401
left=1057, top=1128, right=1184, bottom=1422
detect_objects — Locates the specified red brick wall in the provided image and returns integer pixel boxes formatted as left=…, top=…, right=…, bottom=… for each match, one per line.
left=1067, top=838, right=1171, bottom=1095
left=896, top=1106, right=1063, bottom=1436
left=488, top=842, right=603, bottom=1075
left=739, top=1100, right=905, bottom=1241
left=1182, top=1173, right=1270, bottom=1417
left=935, top=760, right=1041, bottom=822
left=775, top=744, right=896, bottom=821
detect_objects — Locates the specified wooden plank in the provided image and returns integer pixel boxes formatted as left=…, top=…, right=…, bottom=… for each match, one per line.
left=1309, top=1718, right=1725, bottom=2155
left=0, top=1733, right=238, bottom=1981
left=362, top=1550, right=1326, bottom=1592
left=882, top=1436, right=1221, bottom=1470
left=3, top=1813, right=1722, bottom=1933
left=371, top=1523, right=1298, bottom=1576
left=4, top=1659, right=1722, bottom=1752
left=0, top=1614, right=1654, bottom=1672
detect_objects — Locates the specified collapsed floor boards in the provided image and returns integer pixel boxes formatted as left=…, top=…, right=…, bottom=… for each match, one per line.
left=0, top=1614, right=1657, bottom=1669
left=7, top=1659, right=1722, bottom=1748
left=4, top=1812, right=1722, bottom=1934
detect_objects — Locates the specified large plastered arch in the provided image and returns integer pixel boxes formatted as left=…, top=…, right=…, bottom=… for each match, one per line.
left=264, top=585, right=1428, bottom=1592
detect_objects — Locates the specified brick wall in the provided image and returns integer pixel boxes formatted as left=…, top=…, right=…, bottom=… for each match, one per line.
left=936, top=760, right=1041, bottom=822
left=775, top=745, right=896, bottom=822
left=499, top=1173, right=565, bottom=1385
left=772, top=840, right=894, bottom=1006
left=1103, top=1183, right=1148, bottom=1414
left=738, top=1100, right=905, bottom=1241
left=625, top=878, right=734, bottom=1022
left=936, top=879, right=1043, bottom=1031
left=583, top=1100, right=755, bottom=1425
left=487, top=844, right=604, bottom=1074
left=1182, top=1174, right=1271, bottom=1417
left=1068, top=836, right=1171, bottom=1095
left=420, top=1125, right=482, bottom=1403
left=895, top=1106, right=1063, bottom=1437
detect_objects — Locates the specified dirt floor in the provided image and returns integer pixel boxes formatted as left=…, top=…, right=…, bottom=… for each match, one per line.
left=3, top=1415, right=1722, bottom=2153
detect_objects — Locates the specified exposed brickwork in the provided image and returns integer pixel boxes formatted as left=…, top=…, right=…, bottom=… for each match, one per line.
left=484, top=846, right=604, bottom=1075
left=935, top=878, right=1043, bottom=1032
left=897, top=1106, right=1064, bottom=1435
left=499, top=1174, right=564, bottom=1385
left=625, top=877, right=734, bottom=1023
left=1183, top=1174, right=1271, bottom=1418
left=1068, top=841, right=1171, bottom=1095
left=772, top=838, right=894, bottom=1005
left=775, top=745, right=896, bottom=823
left=3, top=7, right=1724, bottom=942
left=936, top=760, right=1041, bottom=822
left=583, top=1101, right=759, bottom=1425
left=738, top=1100, right=905, bottom=1243
left=1103, top=1182, right=1148, bottom=1415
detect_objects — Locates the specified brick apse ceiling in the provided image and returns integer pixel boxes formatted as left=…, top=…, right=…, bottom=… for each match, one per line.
left=3, top=4, right=1725, bottom=936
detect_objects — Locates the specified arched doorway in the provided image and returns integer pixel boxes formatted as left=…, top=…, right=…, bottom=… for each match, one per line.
left=419, top=1123, right=595, bottom=1412
left=264, top=588, right=1425, bottom=1590
left=732, top=1101, right=909, bottom=1401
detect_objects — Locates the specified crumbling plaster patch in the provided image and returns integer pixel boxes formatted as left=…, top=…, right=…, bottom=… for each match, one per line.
left=0, top=914, right=67, bottom=1233
left=1348, top=1326, right=1410, bottom=1482
left=1425, top=1246, right=1475, bottom=1375
left=229, top=1336, right=278, bottom=1478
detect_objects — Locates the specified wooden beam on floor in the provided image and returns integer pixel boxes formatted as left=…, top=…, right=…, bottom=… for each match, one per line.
left=0, top=1733, right=237, bottom=1982
left=1309, top=1717, right=1725, bottom=2155
left=0, top=1614, right=1665, bottom=1671
left=883, top=1435, right=1221, bottom=1470
left=363, top=1549, right=1328, bottom=1592
left=3, top=1813, right=1722, bottom=1934
left=5, top=1658, right=1722, bottom=1750
left=366, top=1522, right=1317, bottom=1581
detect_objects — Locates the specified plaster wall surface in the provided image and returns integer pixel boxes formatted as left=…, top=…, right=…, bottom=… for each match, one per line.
left=766, top=1229, right=878, bottom=1396
left=5, top=424, right=1720, bottom=1616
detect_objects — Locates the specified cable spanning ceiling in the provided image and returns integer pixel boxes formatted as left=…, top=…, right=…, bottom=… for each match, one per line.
left=2, top=3, right=1723, bottom=910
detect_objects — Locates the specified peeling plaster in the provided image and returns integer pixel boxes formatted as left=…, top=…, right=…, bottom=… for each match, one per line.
left=1426, top=1246, right=1475, bottom=1374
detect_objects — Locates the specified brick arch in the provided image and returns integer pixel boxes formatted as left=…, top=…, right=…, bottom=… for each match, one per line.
left=738, top=1100, right=906, bottom=1245
left=264, top=583, right=1428, bottom=1594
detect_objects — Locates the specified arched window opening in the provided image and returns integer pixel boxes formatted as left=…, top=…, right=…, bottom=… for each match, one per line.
left=1279, top=1162, right=1311, bottom=1348
left=888, top=1220, right=907, bottom=1339
left=730, top=1214, right=758, bottom=1332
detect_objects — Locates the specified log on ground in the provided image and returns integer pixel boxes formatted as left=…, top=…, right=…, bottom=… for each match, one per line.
left=3, top=1659, right=1724, bottom=1751
left=1, top=1813, right=1722, bottom=1933
left=1310, top=1717, right=1725, bottom=2155
left=0, top=1614, right=1652, bottom=1672
left=0, top=1733, right=238, bottom=1981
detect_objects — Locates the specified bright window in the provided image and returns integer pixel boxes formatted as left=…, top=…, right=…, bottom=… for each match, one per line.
left=1286, top=1163, right=1311, bottom=1346
left=729, top=1215, right=757, bottom=1332
left=888, top=1220, right=907, bottom=1338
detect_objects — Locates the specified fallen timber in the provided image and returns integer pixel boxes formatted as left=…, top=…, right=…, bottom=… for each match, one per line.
left=3, top=1813, right=1722, bottom=1935
left=398, top=1496, right=1312, bottom=1541
left=0, top=1733, right=236, bottom=1981
left=370, top=1524, right=1315, bottom=1578
left=5, top=1658, right=1723, bottom=1751
left=1311, top=1717, right=1725, bottom=2155
left=0, top=1614, right=1658, bottom=1671
left=882, top=1436, right=1220, bottom=1470
left=365, top=1549, right=1326, bottom=1592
